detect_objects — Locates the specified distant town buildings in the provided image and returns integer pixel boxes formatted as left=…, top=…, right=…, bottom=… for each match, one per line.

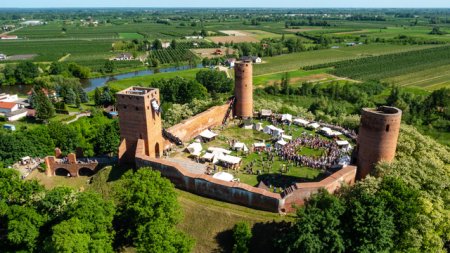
left=113, top=53, right=133, bottom=61
left=240, top=56, right=262, bottom=64
left=21, top=20, right=43, bottom=26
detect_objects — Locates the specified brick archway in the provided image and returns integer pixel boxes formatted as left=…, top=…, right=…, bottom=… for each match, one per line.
left=45, top=153, right=98, bottom=177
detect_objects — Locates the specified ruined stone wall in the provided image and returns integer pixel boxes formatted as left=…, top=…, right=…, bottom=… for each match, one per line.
left=282, top=166, right=357, bottom=212
left=135, top=139, right=357, bottom=213
left=44, top=154, right=98, bottom=177
left=165, top=103, right=230, bottom=147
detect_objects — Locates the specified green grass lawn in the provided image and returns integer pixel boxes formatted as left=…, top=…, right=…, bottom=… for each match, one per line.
left=197, top=122, right=343, bottom=188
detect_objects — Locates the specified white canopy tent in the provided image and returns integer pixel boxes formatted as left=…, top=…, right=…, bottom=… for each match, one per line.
left=281, top=134, right=292, bottom=140
left=253, top=122, right=264, bottom=131
left=336, top=140, right=350, bottom=146
left=293, top=118, right=309, bottom=126
left=199, top=129, right=218, bottom=140
left=208, top=147, right=232, bottom=155
left=307, top=122, right=320, bottom=129
left=186, top=142, right=202, bottom=156
left=276, top=139, right=288, bottom=148
left=218, top=154, right=242, bottom=165
left=233, top=142, right=249, bottom=152
left=281, top=114, right=293, bottom=122
left=212, top=171, right=234, bottom=182
left=260, top=109, right=272, bottom=117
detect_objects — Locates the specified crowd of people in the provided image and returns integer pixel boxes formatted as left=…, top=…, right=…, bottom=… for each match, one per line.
left=277, top=133, right=342, bottom=170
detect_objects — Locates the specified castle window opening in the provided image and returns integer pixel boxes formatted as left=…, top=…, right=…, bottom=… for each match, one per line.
left=386, top=124, right=390, bottom=132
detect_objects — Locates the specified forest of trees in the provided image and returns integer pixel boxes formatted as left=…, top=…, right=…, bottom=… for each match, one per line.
left=0, top=168, right=194, bottom=252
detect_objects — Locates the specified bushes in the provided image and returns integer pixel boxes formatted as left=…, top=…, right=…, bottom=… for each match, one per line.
left=232, top=222, right=252, bottom=253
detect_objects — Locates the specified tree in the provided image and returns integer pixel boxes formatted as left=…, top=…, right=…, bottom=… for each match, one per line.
left=195, top=69, right=233, bottom=94
left=49, top=62, right=66, bottom=75
left=152, top=39, right=162, bottom=50
left=104, top=60, right=115, bottom=73
left=15, top=61, right=39, bottom=84
left=34, top=88, right=55, bottom=120
left=170, top=39, right=177, bottom=49
left=232, top=222, right=252, bottom=253
left=114, top=169, right=194, bottom=251
left=64, top=88, right=77, bottom=105
left=94, top=87, right=102, bottom=106
left=281, top=189, right=345, bottom=253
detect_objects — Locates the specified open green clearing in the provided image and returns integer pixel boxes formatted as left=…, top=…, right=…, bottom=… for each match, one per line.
left=253, top=44, right=439, bottom=75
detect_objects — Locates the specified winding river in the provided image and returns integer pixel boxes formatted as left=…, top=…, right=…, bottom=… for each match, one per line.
left=0, top=64, right=202, bottom=95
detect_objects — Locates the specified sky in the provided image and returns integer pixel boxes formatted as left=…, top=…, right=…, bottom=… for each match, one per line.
left=2, top=0, right=450, bottom=8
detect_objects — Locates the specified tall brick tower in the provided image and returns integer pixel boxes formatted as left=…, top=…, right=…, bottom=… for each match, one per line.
left=234, top=61, right=253, bottom=119
left=116, top=87, right=164, bottom=164
left=356, top=106, right=402, bottom=179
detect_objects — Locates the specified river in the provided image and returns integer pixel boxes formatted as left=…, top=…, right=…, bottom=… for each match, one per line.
left=0, top=64, right=202, bottom=95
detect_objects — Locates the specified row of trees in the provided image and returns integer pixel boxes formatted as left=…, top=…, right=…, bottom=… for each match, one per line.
left=0, top=167, right=194, bottom=252
left=0, top=61, right=91, bottom=86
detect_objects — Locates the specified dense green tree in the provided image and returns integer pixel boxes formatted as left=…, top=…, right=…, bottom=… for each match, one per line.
left=49, top=62, right=67, bottom=75
left=232, top=222, right=252, bottom=253
left=114, top=169, right=194, bottom=251
left=152, top=39, right=162, bottom=50
left=104, top=60, right=115, bottom=73
left=15, top=61, right=39, bottom=84
left=282, top=189, right=345, bottom=253
left=195, top=69, right=233, bottom=94
left=34, top=88, right=56, bottom=120
left=64, top=88, right=77, bottom=104
left=94, top=87, right=102, bottom=106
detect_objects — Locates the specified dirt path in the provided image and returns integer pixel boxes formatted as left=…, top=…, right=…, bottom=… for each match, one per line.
left=58, top=53, right=71, bottom=62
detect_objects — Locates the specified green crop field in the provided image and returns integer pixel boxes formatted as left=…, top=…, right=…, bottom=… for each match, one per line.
left=384, top=64, right=450, bottom=90
left=118, top=32, right=144, bottom=39
left=253, top=44, right=439, bottom=75
left=0, top=39, right=114, bottom=62
left=253, top=68, right=333, bottom=86
left=323, top=46, right=450, bottom=89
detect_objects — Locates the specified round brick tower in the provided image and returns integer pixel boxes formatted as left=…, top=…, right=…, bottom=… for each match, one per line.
left=234, top=61, right=253, bottom=119
left=356, top=106, right=402, bottom=179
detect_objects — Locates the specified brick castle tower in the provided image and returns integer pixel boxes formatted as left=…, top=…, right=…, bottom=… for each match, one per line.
left=234, top=61, right=253, bottom=119
left=356, top=106, right=402, bottom=179
left=116, top=87, right=164, bottom=164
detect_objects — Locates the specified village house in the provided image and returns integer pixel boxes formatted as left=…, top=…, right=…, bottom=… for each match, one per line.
left=161, top=42, right=171, bottom=49
left=113, top=53, right=133, bottom=61
left=0, top=54, right=7, bottom=60
left=226, top=58, right=236, bottom=68
left=240, top=56, right=262, bottom=64
left=0, top=101, right=27, bottom=121
left=185, top=35, right=203, bottom=39
left=0, top=35, right=18, bottom=40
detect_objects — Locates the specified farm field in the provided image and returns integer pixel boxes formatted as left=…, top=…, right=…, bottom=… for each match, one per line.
left=118, top=32, right=144, bottom=39
left=0, top=39, right=114, bottom=62
left=253, top=43, right=440, bottom=75
left=325, top=46, right=450, bottom=88
left=253, top=68, right=350, bottom=86
left=208, top=35, right=259, bottom=44
left=384, top=64, right=450, bottom=90
left=191, top=47, right=236, bottom=58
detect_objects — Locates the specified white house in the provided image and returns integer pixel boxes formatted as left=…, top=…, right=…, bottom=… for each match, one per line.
left=0, top=54, right=7, bottom=60
left=21, top=20, right=43, bottom=26
left=226, top=58, right=236, bottom=68
left=241, top=56, right=262, bottom=64
left=113, top=53, right=133, bottom=61
left=0, top=35, right=18, bottom=40
left=0, top=93, right=19, bottom=102
left=161, top=42, right=171, bottom=49
left=0, top=101, right=27, bottom=121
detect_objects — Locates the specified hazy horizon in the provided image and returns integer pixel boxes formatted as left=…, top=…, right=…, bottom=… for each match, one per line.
left=2, top=0, right=450, bottom=9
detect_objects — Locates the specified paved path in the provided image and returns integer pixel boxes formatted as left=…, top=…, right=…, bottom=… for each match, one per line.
left=165, top=158, right=206, bottom=174
left=65, top=112, right=91, bottom=124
